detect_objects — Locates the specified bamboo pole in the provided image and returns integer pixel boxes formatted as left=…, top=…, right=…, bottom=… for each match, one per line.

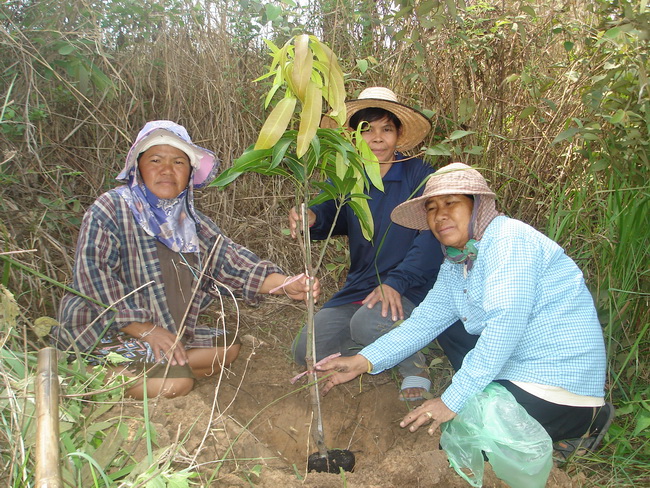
left=35, top=347, right=63, bottom=487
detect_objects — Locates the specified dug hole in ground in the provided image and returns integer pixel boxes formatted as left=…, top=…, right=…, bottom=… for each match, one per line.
left=109, top=301, right=582, bottom=487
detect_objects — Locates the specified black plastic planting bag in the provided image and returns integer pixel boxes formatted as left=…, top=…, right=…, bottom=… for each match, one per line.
left=440, top=383, right=552, bottom=488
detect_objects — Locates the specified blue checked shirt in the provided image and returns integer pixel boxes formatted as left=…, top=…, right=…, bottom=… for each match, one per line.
left=54, top=189, right=282, bottom=352
left=361, top=216, right=606, bottom=413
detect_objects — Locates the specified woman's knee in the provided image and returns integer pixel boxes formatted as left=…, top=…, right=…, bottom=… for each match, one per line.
left=223, top=343, right=240, bottom=366
left=126, top=377, right=195, bottom=399
left=189, top=344, right=241, bottom=377
left=350, top=306, right=393, bottom=344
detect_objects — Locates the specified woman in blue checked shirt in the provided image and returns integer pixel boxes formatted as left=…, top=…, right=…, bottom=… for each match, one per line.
left=317, top=162, right=613, bottom=458
left=53, top=121, right=319, bottom=399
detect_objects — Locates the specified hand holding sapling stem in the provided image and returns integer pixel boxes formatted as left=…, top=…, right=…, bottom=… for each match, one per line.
left=288, top=206, right=316, bottom=238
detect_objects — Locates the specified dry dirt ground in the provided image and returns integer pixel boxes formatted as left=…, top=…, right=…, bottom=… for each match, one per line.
left=111, top=299, right=585, bottom=487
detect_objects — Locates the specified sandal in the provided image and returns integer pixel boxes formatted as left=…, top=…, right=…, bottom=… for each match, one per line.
left=399, top=375, right=432, bottom=402
left=553, top=402, right=615, bottom=463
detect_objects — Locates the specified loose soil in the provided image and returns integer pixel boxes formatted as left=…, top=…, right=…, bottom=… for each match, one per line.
left=110, top=299, right=581, bottom=487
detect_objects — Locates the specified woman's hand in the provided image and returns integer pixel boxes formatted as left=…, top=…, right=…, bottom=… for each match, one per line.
left=362, top=284, right=404, bottom=321
left=285, top=274, right=321, bottom=303
left=288, top=206, right=316, bottom=239
left=400, top=397, right=457, bottom=435
left=264, top=273, right=321, bottom=304
left=316, top=354, right=369, bottom=395
left=122, top=322, right=188, bottom=366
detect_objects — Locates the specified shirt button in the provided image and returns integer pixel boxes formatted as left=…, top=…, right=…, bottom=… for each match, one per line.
left=463, top=289, right=467, bottom=293
left=462, top=317, right=468, bottom=322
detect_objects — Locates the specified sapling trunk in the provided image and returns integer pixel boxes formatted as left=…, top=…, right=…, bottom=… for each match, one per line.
left=301, top=203, right=328, bottom=459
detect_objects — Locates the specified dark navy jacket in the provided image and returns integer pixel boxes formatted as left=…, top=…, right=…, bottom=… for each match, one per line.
left=309, top=154, right=444, bottom=308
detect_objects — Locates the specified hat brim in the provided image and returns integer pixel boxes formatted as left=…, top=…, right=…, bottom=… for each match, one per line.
left=390, top=193, right=431, bottom=231
left=118, top=128, right=220, bottom=189
left=321, top=98, right=431, bottom=151
left=391, top=165, right=496, bottom=231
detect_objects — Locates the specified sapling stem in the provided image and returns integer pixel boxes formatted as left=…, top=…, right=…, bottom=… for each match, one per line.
left=301, top=203, right=328, bottom=458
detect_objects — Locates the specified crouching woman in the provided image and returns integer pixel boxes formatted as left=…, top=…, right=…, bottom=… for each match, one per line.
left=317, top=162, right=612, bottom=456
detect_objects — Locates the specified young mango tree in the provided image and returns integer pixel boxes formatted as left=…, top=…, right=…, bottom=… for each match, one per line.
left=210, top=34, right=380, bottom=471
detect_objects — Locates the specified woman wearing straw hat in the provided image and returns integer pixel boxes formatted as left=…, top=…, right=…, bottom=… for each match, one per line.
left=316, top=163, right=613, bottom=458
left=290, top=88, right=478, bottom=401
left=53, top=120, right=319, bottom=399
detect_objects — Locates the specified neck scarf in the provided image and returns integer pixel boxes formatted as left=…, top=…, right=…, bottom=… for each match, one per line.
left=115, top=170, right=200, bottom=253
left=442, top=195, right=502, bottom=272
left=446, top=239, right=478, bottom=264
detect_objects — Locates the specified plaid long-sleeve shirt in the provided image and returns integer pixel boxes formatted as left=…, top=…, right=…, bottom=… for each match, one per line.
left=54, top=189, right=282, bottom=352
left=361, top=216, right=606, bottom=413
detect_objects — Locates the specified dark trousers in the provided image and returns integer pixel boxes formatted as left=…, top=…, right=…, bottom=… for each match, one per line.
left=437, top=322, right=598, bottom=442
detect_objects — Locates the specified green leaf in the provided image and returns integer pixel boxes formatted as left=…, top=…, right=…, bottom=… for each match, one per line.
left=58, top=44, right=76, bottom=55
left=210, top=168, right=243, bottom=187
left=353, top=130, right=381, bottom=191
left=348, top=197, right=374, bottom=240
left=581, top=132, right=599, bottom=141
left=591, top=159, right=609, bottom=171
left=296, top=81, right=322, bottom=158
left=425, top=143, right=452, bottom=156
left=445, top=0, right=457, bottom=19
left=609, top=110, right=626, bottom=124
left=463, top=145, right=483, bottom=155
left=356, top=59, right=368, bottom=73
left=255, top=97, right=297, bottom=150
left=448, top=130, right=475, bottom=141
left=270, top=134, right=295, bottom=169
left=334, top=151, right=348, bottom=181
left=458, top=98, right=476, bottom=124
left=520, top=5, right=536, bottom=16
left=520, top=106, right=537, bottom=119
left=265, top=4, right=282, bottom=21
left=633, top=410, right=650, bottom=437
left=603, top=27, right=621, bottom=39
left=552, top=127, right=580, bottom=144
left=249, top=465, right=263, bottom=477
left=312, top=180, right=341, bottom=201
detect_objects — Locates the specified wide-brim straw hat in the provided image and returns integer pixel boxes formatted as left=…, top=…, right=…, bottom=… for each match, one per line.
left=320, top=87, right=432, bottom=151
left=391, top=163, right=496, bottom=230
left=117, top=120, right=220, bottom=189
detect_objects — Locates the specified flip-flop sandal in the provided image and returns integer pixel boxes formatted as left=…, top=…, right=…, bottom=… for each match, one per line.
left=399, top=375, right=432, bottom=402
left=553, top=402, right=615, bottom=463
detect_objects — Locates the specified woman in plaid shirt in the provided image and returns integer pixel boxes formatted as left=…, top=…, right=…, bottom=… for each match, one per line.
left=53, top=121, right=319, bottom=399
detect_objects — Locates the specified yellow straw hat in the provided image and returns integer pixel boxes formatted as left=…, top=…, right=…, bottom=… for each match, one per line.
left=320, top=87, right=431, bottom=151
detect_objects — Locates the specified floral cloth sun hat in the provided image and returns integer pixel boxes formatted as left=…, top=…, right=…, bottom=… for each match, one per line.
left=390, top=162, right=499, bottom=239
left=117, top=120, right=220, bottom=189
left=114, top=121, right=220, bottom=253
left=320, top=87, right=432, bottom=151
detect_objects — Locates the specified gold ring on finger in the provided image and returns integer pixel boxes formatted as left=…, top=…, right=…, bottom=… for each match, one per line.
left=425, top=411, right=433, bottom=419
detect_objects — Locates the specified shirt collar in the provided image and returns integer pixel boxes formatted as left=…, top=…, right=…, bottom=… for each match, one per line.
left=381, top=152, right=405, bottom=182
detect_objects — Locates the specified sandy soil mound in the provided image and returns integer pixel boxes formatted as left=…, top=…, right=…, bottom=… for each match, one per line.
left=108, top=301, right=578, bottom=487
